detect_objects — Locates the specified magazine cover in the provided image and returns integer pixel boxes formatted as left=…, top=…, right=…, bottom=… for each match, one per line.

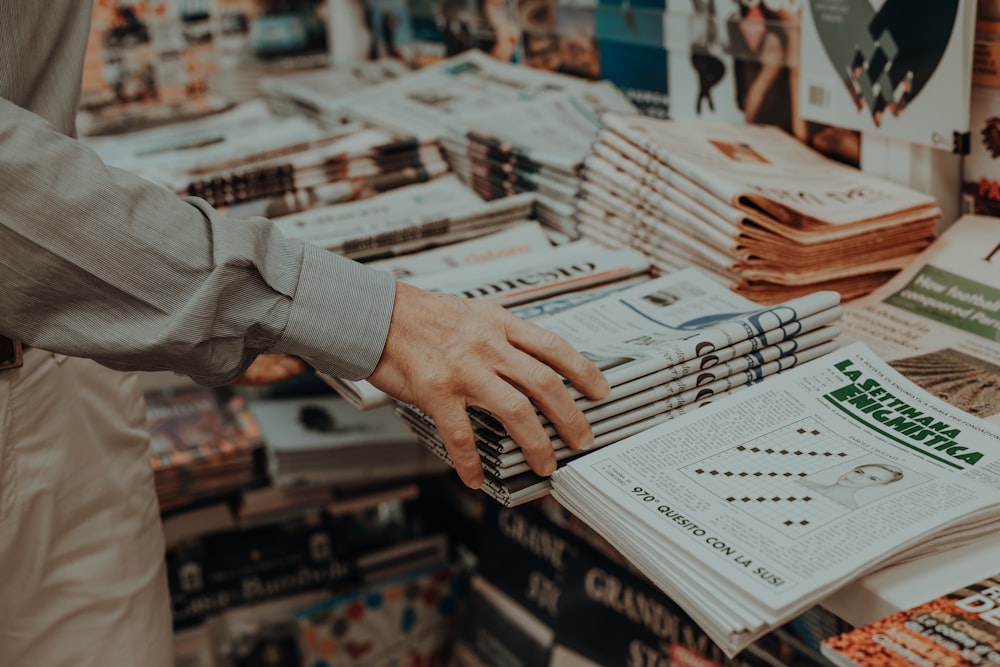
left=404, top=0, right=522, bottom=65
left=974, top=0, right=1000, bottom=87
left=821, top=573, right=1000, bottom=667
left=519, top=0, right=559, bottom=70
left=662, top=1, right=860, bottom=165
left=555, top=0, right=601, bottom=78
left=799, top=0, right=976, bottom=152
left=79, top=0, right=228, bottom=135
left=963, top=85, right=1000, bottom=216
left=517, top=0, right=600, bottom=79
left=403, top=0, right=450, bottom=66
left=367, top=0, right=418, bottom=63
left=295, top=562, right=467, bottom=667
left=663, top=0, right=744, bottom=125
left=595, top=3, right=669, bottom=117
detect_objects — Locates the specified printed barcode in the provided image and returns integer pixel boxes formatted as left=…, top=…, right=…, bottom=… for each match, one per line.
left=808, top=85, right=831, bottom=108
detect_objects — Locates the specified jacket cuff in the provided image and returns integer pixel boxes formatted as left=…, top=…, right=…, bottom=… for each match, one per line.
left=278, top=242, right=396, bottom=380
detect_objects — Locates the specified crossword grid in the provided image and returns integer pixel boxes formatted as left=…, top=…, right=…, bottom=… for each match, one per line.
left=681, top=418, right=867, bottom=537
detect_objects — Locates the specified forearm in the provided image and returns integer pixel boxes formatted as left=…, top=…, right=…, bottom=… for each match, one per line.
left=0, top=98, right=395, bottom=384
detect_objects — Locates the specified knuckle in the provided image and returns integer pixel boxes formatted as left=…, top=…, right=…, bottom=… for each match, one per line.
left=533, top=327, right=563, bottom=351
left=496, top=392, right=533, bottom=419
left=562, top=407, right=590, bottom=432
left=424, top=370, right=460, bottom=398
left=440, top=420, right=474, bottom=451
left=527, top=363, right=563, bottom=392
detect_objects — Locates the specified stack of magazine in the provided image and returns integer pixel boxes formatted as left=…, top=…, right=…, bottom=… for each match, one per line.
left=575, top=112, right=942, bottom=303
left=247, top=395, right=447, bottom=491
left=396, top=267, right=844, bottom=507
left=145, top=386, right=266, bottom=514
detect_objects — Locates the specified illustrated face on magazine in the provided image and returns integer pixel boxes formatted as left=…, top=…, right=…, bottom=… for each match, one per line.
left=835, top=463, right=903, bottom=488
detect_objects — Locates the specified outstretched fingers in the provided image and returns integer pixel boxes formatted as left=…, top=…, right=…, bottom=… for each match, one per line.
left=498, top=347, right=594, bottom=454
left=505, top=317, right=610, bottom=400
left=426, top=401, right=483, bottom=489
left=472, top=373, right=559, bottom=477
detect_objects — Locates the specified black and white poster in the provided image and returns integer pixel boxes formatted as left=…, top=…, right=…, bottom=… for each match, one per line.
left=799, top=0, right=976, bottom=152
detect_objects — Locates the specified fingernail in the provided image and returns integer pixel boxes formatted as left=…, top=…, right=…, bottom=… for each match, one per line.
left=542, top=458, right=557, bottom=476
left=578, top=432, right=594, bottom=451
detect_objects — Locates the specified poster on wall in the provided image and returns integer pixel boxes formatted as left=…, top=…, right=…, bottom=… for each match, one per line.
left=79, top=0, right=226, bottom=135
left=799, top=0, right=976, bottom=153
left=664, top=0, right=752, bottom=125
left=962, top=85, right=1000, bottom=216
left=595, top=2, right=669, bottom=117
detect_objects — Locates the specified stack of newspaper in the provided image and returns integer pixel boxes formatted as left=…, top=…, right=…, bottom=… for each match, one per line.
left=295, top=50, right=635, bottom=236
left=272, top=175, right=541, bottom=262
left=258, top=59, right=413, bottom=128
left=446, top=89, right=634, bottom=236
left=301, top=50, right=632, bottom=146
left=85, top=99, right=449, bottom=219
left=575, top=113, right=942, bottom=303
left=396, top=267, right=844, bottom=507
left=550, top=342, right=1000, bottom=657
left=320, top=224, right=652, bottom=411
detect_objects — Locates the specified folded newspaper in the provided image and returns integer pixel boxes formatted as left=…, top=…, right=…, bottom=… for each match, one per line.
left=401, top=237, right=649, bottom=308
left=258, top=59, right=413, bottom=128
left=397, top=267, right=844, bottom=506
left=320, top=221, right=559, bottom=410
left=551, top=341, right=1000, bottom=656
left=577, top=113, right=941, bottom=302
left=319, top=227, right=649, bottom=410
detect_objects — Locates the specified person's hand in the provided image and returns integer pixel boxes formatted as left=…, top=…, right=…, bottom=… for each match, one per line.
left=367, top=282, right=610, bottom=489
left=229, top=354, right=309, bottom=386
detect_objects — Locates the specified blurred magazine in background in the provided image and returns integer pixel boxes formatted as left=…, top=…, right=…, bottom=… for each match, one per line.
left=799, top=0, right=976, bottom=153
left=821, top=571, right=1000, bottom=667
left=247, top=395, right=448, bottom=491
left=145, top=385, right=266, bottom=515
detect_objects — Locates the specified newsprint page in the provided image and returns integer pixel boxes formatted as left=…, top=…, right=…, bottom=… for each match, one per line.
left=839, top=213, right=1000, bottom=426
left=551, top=342, right=1000, bottom=657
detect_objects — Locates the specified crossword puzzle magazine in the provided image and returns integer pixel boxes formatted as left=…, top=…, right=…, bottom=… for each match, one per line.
left=821, top=571, right=1000, bottom=667
left=551, top=342, right=1000, bottom=657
